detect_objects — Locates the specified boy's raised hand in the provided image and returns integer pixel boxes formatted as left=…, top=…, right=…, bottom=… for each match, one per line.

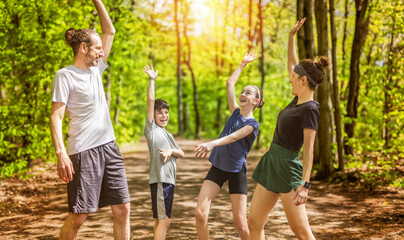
left=143, top=64, right=158, bottom=79
left=241, top=50, right=257, bottom=64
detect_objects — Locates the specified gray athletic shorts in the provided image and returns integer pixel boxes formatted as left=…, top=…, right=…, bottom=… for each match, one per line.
left=67, top=141, right=130, bottom=213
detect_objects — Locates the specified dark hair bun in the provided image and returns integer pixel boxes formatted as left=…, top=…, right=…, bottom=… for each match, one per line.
left=314, top=56, right=329, bottom=70
left=65, top=28, right=76, bottom=46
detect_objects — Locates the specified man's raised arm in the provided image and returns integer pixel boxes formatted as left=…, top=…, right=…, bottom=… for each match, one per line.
left=93, top=0, right=115, bottom=63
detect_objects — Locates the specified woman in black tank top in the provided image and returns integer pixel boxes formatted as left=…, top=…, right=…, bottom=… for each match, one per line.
left=248, top=18, right=329, bottom=240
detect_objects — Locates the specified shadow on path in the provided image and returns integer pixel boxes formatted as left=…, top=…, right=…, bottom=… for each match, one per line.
left=0, top=137, right=403, bottom=239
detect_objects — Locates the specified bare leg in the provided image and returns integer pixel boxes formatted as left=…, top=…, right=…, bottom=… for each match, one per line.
left=195, top=180, right=221, bottom=240
left=111, top=202, right=130, bottom=240
left=153, top=216, right=171, bottom=240
left=280, top=190, right=315, bottom=240
left=229, top=194, right=249, bottom=240
left=59, top=212, right=88, bottom=240
left=248, top=184, right=280, bottom=240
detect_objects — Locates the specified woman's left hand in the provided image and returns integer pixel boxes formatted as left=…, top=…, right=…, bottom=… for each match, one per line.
left=292, top=185, right=309, bottom=206
left=289, top=18, right=306, bottom=36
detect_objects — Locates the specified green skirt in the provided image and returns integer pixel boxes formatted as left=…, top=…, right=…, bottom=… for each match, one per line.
left=252, top=143, right=302, bottom=193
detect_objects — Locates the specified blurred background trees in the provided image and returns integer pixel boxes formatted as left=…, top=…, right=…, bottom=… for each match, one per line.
left=0, top=0, right=402, bottom=188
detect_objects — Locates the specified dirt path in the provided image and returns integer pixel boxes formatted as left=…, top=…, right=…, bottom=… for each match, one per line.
left=0, top=137, right=403, bottom=239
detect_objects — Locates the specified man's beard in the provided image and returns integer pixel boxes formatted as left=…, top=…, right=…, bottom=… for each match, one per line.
left=85, top=53, right=98, bottom=67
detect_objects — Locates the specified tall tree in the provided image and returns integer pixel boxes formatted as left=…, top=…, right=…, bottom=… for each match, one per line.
left=256, top=0, right=265, bottom=148
left=329, top=0, right=345, bottom=170
left=297, top=0, right=318, bottom=163
left=303, top=0, right=316, bottom=59
left=341, top=0, right=350, bottom=85
left=175, top=0, right=184, bottom=135
left=383, top=5, right=399, bottom=149
left=296, top=0, right=306, bottom=58
left=345, top=0, right=371, bottom=155
left=182, top=0, right=201, bottom=139
left=248, top=0, right=253, bottom=50
left=220, top=0, right=229, bottom=69
left=315, top=0, right=334, bottom=178
left=297, top=0, right=316, bottom=59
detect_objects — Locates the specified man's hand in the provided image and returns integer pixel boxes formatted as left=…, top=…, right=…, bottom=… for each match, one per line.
left=143, top=64, right=158, bottom=79
left=57, top=152, right=75, bottom=183
left=194, top=142, right=215, bottom=158
left=158, top=148, right=173, bottom=163
left=292, top=185, right=309, bottom=206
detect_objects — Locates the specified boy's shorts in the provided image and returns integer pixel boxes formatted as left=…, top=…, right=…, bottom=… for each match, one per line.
left=205, top=165, right=248, bottom=195
left=150, top=182, right=175, bottom=219
left=67, top=141, right=130, bottom=213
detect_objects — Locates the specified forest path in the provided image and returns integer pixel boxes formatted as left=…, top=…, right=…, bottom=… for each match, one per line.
left=0, top=137, right=403, bottom=239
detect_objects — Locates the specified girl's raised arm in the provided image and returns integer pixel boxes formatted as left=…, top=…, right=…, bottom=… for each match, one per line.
left=226, top=51, right=257, bottom=114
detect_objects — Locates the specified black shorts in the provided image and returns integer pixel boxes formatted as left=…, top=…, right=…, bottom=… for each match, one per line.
left=67, top=141, right=130, bottom=213
left=205, top=165, right=247, bottom=195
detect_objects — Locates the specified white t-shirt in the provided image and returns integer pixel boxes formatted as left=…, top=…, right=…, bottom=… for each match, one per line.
left=52, top=59, right=116, bottom=155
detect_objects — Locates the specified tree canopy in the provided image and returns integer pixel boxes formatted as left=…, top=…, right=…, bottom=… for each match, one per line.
left=0, top=0, right=402, bottom=188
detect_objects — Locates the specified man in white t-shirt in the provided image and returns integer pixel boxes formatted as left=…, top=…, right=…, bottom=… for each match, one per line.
left=50, top=1, right=130, bottom=239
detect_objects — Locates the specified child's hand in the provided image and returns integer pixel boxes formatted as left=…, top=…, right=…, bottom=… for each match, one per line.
left=158, top=147, right=173, bottom=162
left=143, top=64, right=158, bottom=79
left=241, top=50, right=257, bottom=64
left=194, top=142, right=215, bottom=158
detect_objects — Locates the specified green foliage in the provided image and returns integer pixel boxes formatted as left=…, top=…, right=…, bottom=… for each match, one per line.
left=0, top=160, right=30, bottom=179
left=332, top=155, right=403, bottom=190
left=347, top=0, right=404, bottom=155
left=0, top=0, right=402, bottom=180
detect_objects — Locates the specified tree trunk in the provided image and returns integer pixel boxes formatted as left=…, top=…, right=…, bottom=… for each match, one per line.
left=148, top=0, right=156, bottom=62
left=303, top=0, right=316, bottom=59
left=341, top=0, right=350, bottom=80
left=182, top=0, right=201, bottom=139
left=315, top=0, right=334, bottom=179
left=296, top=0, right=306, bottom=59
left=274, top=2, right=289, bottom=42
left=213, top=9, right=221, bottom=132
left=384, top=7, right=397, bottom=149
left=298, top=0, right=317, bottom=162
left=220, top=0, right=229, bottom=70
left=248, top=0, right=253, bottom=50
left=345, top=0, right=371, bottom=155
left=297, top=0, right=315, bottom=59
left=329, top=0, right=345, bottom=171
left=257, top=0, right=265, bottom=149
left=174, top=0, right=184, bottom=135
left=104, top=58, right=112, bottom=108
left=183, top=95, right=189, bottom=132
left=229, top=3, right=237, bottom=73
left=341, top=0, right=352, bottom=101
left=114, top=77, right=121, bottom=125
